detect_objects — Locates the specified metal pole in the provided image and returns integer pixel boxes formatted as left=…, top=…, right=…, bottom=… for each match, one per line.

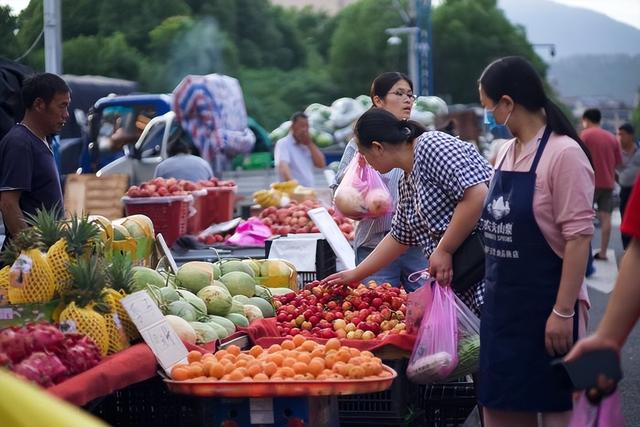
left=43, top=0, right=62, bottom=74
left=408, top=0, right=419, bottom=93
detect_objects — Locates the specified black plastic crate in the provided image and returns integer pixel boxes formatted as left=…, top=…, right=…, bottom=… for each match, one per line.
left=416, top=380, right=477, bottom=427
left=265, top=237, right=337, bottom=289
left=89, top=375, right=214, bottom=427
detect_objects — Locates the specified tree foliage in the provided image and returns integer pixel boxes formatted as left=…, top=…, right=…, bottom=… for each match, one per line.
left=0, top=6, right=19, bottom=59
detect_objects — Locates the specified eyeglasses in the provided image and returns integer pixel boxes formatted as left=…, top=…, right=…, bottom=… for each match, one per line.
left=388, top=91, right=417, bottom=101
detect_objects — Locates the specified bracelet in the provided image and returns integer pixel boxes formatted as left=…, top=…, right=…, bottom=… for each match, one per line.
left=552, top=307, right=575, bottom=319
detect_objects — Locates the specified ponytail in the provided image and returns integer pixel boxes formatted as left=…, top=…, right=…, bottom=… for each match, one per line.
left=544, top=98, right=593, bottom=166
left=355, top=108, right=426, bottom=149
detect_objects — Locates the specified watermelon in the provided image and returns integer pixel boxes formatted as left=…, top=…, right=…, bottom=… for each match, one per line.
left=197, top=285, right=233, bottom=316
left=248, top=297, right=275, bottom=318
left=225, top=313, right=249, bottom=328
left=220, top=271, right=256, bottom=297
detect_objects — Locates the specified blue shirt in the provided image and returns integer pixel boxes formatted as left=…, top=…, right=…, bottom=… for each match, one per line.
left=0, top=124, right=64, bottom=237
left=154, top=153, right=214, bottom=182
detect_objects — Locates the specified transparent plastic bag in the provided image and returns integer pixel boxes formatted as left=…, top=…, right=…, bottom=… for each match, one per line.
left=406, top=284, right=480, bottom=384
left=569, top=392, right=625, bottom=427
left=407, top=284, right=458, bottom=383
left=333, top=153, right=392, bottom=220
left=405, top=274, right=433, bottom=335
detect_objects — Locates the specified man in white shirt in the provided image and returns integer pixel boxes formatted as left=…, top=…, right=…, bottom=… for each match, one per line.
left=274, top=112, right=326, bottom=187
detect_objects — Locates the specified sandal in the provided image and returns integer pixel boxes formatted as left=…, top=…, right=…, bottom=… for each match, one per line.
left=593, top=252, right=608, bottom=261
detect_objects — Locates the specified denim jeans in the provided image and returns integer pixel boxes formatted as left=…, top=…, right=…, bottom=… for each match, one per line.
left=355, top=245, right=428, bottom=292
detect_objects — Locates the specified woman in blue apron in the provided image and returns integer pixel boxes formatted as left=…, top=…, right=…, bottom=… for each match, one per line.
left=478, top=56, right=595, bottom=426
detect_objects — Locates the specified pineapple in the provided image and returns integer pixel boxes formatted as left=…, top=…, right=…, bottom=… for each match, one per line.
left=5, top=228, right=56, bottom=304
left=0, top=266, right=9, bottom=305
left=59, top=257, right=110, bottom=355
left=105, top=252, right=139, bottom=342
left=27, top=207, right=70, bottom=294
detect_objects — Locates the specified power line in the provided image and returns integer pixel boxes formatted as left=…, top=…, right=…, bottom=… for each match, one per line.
left=13, top=29, right=44, bottom=62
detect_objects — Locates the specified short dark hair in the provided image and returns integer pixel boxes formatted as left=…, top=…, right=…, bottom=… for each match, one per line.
left=369, top=72, right=413, bottom=102
left=290, top=111, right=307, bottom=123
left=22, top=73, right=70, bottom=109
left=168, top=139, right=191, bottom=157
left=582, top=108, right=601, bottom=124
left=619, top=123, right=635, bottom=135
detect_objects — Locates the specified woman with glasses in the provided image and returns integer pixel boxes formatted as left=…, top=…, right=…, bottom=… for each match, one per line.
left=326, top=104, right=492, bottom=317
left=331, top=72, right=427, bottom=292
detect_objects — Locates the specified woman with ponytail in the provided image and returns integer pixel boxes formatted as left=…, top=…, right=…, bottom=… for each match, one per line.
left=477, top=56, right=594, bottom=427
left=325, top=107, right=493, bottom=316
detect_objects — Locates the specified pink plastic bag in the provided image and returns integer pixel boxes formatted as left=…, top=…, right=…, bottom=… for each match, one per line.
left=405, top=277, right=434, bottom=335
left=569, top=392, right=625, bottom=427
left=226, top=217, right=272, bottom=247
left=406, top=284, right=459, bottom=383
left=334, top=153, right=392, bottom=220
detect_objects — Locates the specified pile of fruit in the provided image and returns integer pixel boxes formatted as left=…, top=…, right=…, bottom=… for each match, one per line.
left=273, top=281, right=407, bottom=340
left=0, top=323, right=101, bottom=387
left=257, top=201, right=355, bottom=240
left=196, top=232, right=232, bottom=245
left=153, top=259, right=297, bottom=345
left=252, top=180, right=317, bottom=208
left=126, top=177, right=236, bottom=198
left=170, top=336, right=392, bottom=382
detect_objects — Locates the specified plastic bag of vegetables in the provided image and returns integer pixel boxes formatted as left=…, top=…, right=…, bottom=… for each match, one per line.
left=444, top=293, right=480, bottom=381
left=333, top=153, right=392, bottom=220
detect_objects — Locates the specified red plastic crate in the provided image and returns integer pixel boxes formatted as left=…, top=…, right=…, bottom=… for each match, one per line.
left=201, top=186, right=237, bottom=228
left=123, top=195, right=193, bottom=246
left=187, top=190, right=207, bottom=234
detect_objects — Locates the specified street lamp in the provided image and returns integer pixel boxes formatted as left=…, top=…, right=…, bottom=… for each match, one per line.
left=385, top=27, right=420, bottom=91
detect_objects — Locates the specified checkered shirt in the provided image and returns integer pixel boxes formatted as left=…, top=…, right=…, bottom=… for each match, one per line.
left=390, top=131, right=493, bottom=313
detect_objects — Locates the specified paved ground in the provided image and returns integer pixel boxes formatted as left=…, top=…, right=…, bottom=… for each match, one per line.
left=587, top=210, right=639, bottom=425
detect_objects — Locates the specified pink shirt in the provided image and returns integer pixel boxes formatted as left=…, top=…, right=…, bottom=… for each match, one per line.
left=496, top=127, right=595, bottom=305
left=580, top=127, right=621, bottom=189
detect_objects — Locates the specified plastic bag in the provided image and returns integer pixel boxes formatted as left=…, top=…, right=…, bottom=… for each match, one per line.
left=405, top=277, right=433, bottom=335
left=406, top=284, right=480, bottom=384
left=569, top=392, right=625, bottom=427
left=333, top=153, right=392, bottom=220
left=226, top=217, right=272, bottom=247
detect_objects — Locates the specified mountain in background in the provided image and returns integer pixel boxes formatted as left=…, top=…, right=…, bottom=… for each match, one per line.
left=498, top=0, right=640, bottom=105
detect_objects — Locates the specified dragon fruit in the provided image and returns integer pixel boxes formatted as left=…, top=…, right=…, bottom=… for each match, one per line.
left=54, top=333, right=102, bottom=376
left=13, top=352, right=68, bottom=386
left=0, top=327, right=30, bottom=363
left=0, top=352, right=11, bottom=368
left=24, top=323, right=65, bottom=353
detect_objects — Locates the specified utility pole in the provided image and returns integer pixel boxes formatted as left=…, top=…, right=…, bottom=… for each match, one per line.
left=43, top=0, right=62, bottom=74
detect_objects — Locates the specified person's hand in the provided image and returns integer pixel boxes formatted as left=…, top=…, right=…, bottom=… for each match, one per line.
left=429, top=247, right=452, bottom=285
left=323, top=269, right=360, bottom=288
left=545, top=311, right=574, bottom=356
left=565, top=333, right=620, bottom=363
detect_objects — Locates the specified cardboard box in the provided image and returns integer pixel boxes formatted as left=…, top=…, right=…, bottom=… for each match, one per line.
left=64, top=174, right=128, bottom=219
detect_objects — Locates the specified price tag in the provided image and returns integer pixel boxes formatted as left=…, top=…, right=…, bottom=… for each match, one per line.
left=121, top=291, right=188, bottom=374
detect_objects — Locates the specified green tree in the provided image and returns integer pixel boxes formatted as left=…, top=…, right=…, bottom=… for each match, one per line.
left=432, top=0, right=546, bottom=103
left=0, top=6, right=20, bottom=60
left=328, top=0, right=406, bottom=96
left=63, top=33, right=143, bottom=80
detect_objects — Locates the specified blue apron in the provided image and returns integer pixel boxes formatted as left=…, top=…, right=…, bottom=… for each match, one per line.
left=478, top=127, right=578, bottom=412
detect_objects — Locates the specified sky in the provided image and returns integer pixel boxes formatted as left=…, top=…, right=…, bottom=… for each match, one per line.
left=2, top=0, right=640, bottom=30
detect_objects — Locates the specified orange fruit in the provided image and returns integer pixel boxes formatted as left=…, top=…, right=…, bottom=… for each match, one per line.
left=222, top=354, right=236, bottom=364
left=325, top=338, right=341, bottom=352
left=235, top=359, right=248, bottom=368
left=333, top=362, right=349, bottom=376
left=296, top=352, right=312, bottom=365
left=209, top=363, right=225, bottom=379
left=316, top=373, right=328, bottom=380
left=336, top=349, right=351, bottom=363
left=226, top=345, right=241, bottom=356
left=249, top=345, right=264, bottom=358
left=237, top=353, right=253, bottom=362
left=361, top=351, right=374, bottom=359
left=348, top=365, right=365, bottom=379
left=264, top=362, right=278, bottom=377
left=279, top=367, right=296, bottom=378
left=247, top=363, right=263, bottom=377
left=268, top=344, right=282, bottom=353
left=350, top=356, right=365, bottom=366
left=300, top=340, right=316, bottom=353
left=228, top=369, right=245, bottom=381
left=267, top=353, right=284, bottom=367
left=310, top=348, right=325, bottom=359
left=171, top=366, right=189, bottom=381
left=292, top=334, right=306, bottom=347
left=187, top=350, right=203, bottom=363
left=253, top=373, right=269, bottom=381
left=292, top=362, right=308, bottom=375
left=363, top=362, right=382, bottom=376
left=293, top=374, right=306, bottom=380
left=215, top=350, right=228, bottom=361
left=322, top=369, right=333, bottom=377
left=308, top=359, right=324, bottom=377
left=224, top=363, right=235, bottom=375
left=281, top=339, right=295, bottom=350
left=348, top=347, right=361, bottom=357
left=188, top=364, right=205, bottom=378
left=324, top=353, right=338, bottom=369
left=283, top=357, right=297, bottom=368
left=201, top=353, right=215, bottom=363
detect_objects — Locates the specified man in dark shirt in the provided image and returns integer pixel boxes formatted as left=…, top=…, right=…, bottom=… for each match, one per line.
left=0, top=73, right=69, bottom=246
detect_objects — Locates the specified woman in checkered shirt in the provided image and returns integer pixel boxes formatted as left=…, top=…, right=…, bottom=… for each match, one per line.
left=325, top=108, right=493, bottom=315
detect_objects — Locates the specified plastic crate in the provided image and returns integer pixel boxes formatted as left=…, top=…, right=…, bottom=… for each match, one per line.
left=265, top=237, right=337, bottom=289
left=417, top=380, right=477, bottom=427
left=122, top=195, right=192, bottom=247
left=201, top=186, right=237, bottom=228
left=187, top=190, right=207, bottom=234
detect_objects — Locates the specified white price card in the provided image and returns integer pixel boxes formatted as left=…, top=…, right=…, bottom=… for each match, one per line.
left=307, top=207, right=355, bottom=270
left=121, top=291, right=188, bottom=374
